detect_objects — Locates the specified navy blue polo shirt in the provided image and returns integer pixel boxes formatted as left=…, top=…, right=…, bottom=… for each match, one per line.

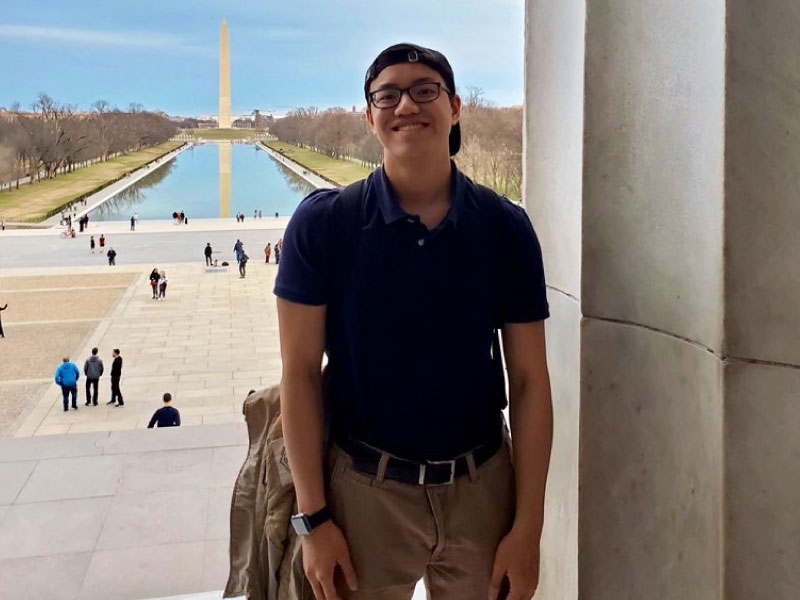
left=275, top=165, right=548, bottom=461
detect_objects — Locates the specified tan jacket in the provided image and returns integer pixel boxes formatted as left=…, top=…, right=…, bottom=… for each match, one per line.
left=224, top=385, right=314, bottom=600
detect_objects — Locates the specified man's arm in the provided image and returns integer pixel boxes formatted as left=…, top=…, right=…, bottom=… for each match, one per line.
left=277, top=297, right=358, bottom=600
left=174, top=409, right=181, bottom=426
left=147, top=411, right=157, bottom=429
left=489, top=320, right=553, bottom=600
left=277, top=297, right=327, bottom=515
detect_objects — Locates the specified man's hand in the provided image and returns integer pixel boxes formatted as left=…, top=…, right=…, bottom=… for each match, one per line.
left=302, top=520, right=359, bottom=600
left=488, top=526, right=541, bottom=600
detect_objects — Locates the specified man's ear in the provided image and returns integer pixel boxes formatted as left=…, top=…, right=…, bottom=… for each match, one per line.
left=365, top=105, right=377, bottom=134
left=450, top=93, right=462, bottom=125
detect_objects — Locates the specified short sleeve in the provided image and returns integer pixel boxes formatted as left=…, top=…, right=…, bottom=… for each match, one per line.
left=501, top=201, right=550, bottom=323
left=273, top=189, right=339, bottom=305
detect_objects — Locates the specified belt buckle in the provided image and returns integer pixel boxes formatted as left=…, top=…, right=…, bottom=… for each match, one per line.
left=422, top=459, right=456, bottom=486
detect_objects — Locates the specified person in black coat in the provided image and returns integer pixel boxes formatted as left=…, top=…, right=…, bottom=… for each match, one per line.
left=147, top=393, right=181, bottom=428
left=107, top=349, right=124, bottom=406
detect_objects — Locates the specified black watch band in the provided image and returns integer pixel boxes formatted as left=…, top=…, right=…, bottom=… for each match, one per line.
left=291, top=505, right=332, bottom=536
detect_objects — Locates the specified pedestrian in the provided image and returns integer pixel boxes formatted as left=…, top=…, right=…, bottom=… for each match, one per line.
left=90, top=235, right=96, bottom=253
left=147, top=393, right=181, bottom=428
left=149, top=268, right=160, bottom=298
left=83, top=347, right=104, bottom=406
left=204, top=243, right=213, bottom=266
left=241, top=212, right=245, bottom=222
left=274, top=211, right=279, bottom=218
left=172, top=211, right=178, bottom=224
left=258, top=210, right=262, bottom=218
left=130, top=215, right=136, bottom=231
left=233, top=239, right=244, bottom=262
left=273, top=43, right=551, bottom=600
left=0, top=302, right=7, bottom=338
left=254, top=209, right=258, bottom=219
left=54, top=357, right=80, bottom=412
left=107, top=348, right=124, bottom=406
left=79, top=217, right=84, bottom=233
left=84, top=214, right=90, bottom=229
left=158, top=270, right=168, bottom=299
left=99, top=234, right=106, bottom=253
left=106, top=247, right=117, bottom=266
left=238, top=252, right=249, bottom=278
left=274, top=238, right=282, bottom=264
left=264, top=242, right=271, bottom=264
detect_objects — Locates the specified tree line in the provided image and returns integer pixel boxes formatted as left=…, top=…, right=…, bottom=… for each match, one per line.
left=0, top=94, right=177, bottom=190
left=268, top=88, right=522, bottom=199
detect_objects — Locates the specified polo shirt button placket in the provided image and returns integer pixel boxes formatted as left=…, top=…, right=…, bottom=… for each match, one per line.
left=417, top=238, right=425, bottom=247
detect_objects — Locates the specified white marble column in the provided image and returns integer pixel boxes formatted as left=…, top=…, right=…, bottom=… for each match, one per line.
left=524, top=1, right=800, bottom=598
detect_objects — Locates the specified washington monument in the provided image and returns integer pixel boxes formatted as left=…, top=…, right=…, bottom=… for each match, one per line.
left=219, top=19, right=232, bottom=128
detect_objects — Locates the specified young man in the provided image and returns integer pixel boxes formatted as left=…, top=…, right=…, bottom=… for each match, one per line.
left=147, top=393, right=181, bottom=428
left=55, top=357, right=80, bottom=412
left=83, top=347, right=104, bottom=406
left=275, top=44, right=552, bottom=600
left=205, top=242, right=214, bottom=266
left=107, top=348, right=124, bottom=406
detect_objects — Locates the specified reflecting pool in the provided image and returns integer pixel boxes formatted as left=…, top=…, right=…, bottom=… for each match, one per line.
left=90, top=142, right=316, bottom=220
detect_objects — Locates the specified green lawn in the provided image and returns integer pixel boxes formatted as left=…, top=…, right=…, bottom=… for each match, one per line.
left=0, top=141, right=184, bottom=222
left=265, top=141, right=374, bottom=186
left=184, top=129, right=267, bottom=140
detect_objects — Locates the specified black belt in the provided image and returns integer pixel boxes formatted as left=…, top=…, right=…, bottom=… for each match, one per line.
left=336, top=431, right=504, bottom=486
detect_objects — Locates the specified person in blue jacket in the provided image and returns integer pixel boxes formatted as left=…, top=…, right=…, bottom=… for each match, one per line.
left=55, top=357, right=81, bottom=412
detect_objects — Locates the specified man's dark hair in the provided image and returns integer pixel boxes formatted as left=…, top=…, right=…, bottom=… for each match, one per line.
left=91, top=348, right=98, bottom=355
left=62, top=357, right=69, bottom=362
left=247, top=389, right=256, bottom=397
left=113, top=348, right=120, bottom=355
left=163, top=393, right=172, bottom=403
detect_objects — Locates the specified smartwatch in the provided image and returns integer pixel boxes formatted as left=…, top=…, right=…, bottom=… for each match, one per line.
left=291, top=505, right=332, bottom=536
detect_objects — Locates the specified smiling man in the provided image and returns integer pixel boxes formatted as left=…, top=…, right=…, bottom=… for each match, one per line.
left=275, top=43, right=552, bottom=600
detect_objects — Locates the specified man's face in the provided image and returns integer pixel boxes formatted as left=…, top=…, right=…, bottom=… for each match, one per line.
left=366, top=63, right=461, bottom=160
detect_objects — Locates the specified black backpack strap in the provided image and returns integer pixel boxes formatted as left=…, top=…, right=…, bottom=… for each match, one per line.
left=473, top=184, right=512, bottom=410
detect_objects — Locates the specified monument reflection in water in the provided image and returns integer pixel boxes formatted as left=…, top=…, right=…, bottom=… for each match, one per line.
left=90, top=143, right=315, bottom=221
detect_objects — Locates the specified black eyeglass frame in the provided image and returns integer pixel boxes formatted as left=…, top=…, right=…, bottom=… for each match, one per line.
left=368, top=82, right=453, bottom=109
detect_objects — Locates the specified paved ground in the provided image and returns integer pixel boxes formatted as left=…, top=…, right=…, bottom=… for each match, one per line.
left=0, top=148, right=429, bottom=600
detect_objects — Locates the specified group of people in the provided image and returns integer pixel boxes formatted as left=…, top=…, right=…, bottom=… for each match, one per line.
left=264, top=238, right=283, bottom=264
left=88, top=234, right=117, bottom=265
left=54, top=348, right=180, bottom=427
left=149, top=268, right=168, bottom=299
left=54, top=348, right=124, bottom=410
left=171, top=211, right=188, bottom=224
left=77, top=214, right=90, bottom=232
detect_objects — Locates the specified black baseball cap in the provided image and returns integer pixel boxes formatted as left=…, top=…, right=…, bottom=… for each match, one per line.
left=364, top=43, right=461, bottom=156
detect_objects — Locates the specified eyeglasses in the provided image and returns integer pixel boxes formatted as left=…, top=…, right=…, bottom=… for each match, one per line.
left=368, top=82, right=451, bottom=109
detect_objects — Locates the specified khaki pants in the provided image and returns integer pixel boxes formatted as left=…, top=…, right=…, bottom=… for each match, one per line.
left=326, top=433, right=515, bottom=600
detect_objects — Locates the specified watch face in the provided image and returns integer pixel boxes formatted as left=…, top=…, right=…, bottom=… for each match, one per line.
left=291, top=514, right=311, bottom=536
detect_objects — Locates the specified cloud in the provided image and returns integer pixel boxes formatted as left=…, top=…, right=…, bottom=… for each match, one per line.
left=0, top=24, right=215, bottom=57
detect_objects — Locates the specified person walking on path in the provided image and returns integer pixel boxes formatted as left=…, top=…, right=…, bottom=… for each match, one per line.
left=275, top=43, right=552, bottom=600
left=83, top=347, right=104, bottom=406
left=99, top=234, right=106, bottom=253
left=55, top=357, right=80, bottom=412
left=149, top=268, right=160, bottom=299
left=158, top=270, right=168, bottom=299
left=90, top=235, right=96, bottom=253
left=107, top=349, right=124, bottom=406
left=130, top=215, right=136, bottom=231
left=274, top=238, right=282, bottom=264
left=264, top=242, right=271, bottom=264
left=147, top=393, right=181, bottom=428
left=233, top=239, right=244, bottom=262
left=106, top=247, right=117, bottom=266
left=238, top=252, right=249, bottom=278
left=204, top=243, right=213, bottom=266
left=0, top=303, right=7, bottom=338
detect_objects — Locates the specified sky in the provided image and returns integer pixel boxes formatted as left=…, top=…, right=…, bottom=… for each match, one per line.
left=0, top=0, right=525, bottom=117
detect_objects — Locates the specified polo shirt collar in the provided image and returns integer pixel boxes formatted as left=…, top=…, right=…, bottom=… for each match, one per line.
left=375, top=162, right=464, bottom=228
